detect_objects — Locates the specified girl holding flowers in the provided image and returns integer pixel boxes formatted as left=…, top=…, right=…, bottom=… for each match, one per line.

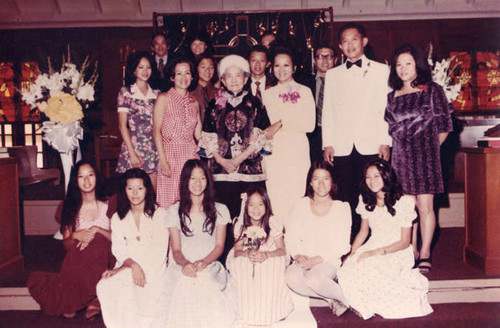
left=226, top=186, right=293, bottom=326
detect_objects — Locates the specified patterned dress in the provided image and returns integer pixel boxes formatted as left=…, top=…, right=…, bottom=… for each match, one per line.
left=116, top=84, right=159, bottom=174
left=384, top=82, right=453, bottom=194
left=338, top=195, right=433, bottom=320
left=226, top=216, right=293, bottom=326
left=157, top=88, right=199, bottom=209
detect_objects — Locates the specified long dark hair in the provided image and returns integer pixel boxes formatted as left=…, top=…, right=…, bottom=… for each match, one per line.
left=124, top=51, right=155, bottom=88
left=388, top=43, right=432, bottom=90
left=235, top=186, right=273, bottom=244
left=178, top=159, right=217, bottom=236
left=360, top=159, right=403, bottom=216
left=305, top=160, right=337, bottom=199
left=60, top=160, right=106, bottom=233
left=116, top=168, right=156, bottom=219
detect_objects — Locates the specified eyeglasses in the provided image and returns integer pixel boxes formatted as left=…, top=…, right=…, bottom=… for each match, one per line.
left=315, top=54, right=334, bottom=60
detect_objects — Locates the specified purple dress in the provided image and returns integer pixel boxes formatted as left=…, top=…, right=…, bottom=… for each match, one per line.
left=384, top=82, right=453, bottom=194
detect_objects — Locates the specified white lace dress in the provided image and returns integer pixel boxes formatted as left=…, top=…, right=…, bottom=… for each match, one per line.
left=338, top=195, right=433, bottom=319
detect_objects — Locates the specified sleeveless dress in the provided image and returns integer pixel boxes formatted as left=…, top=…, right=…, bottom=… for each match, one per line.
left=156, top=88, right=199, bottom=209
left=116, top=84, right=160, bottom=174
left=28, top=202, right=113, bottom=316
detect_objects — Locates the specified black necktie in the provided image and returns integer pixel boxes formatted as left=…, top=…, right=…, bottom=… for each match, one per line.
left=346, top=59, right=362, bottom=69
left=158, top=59, right=164, bottom=78
left=255, top=81, right=262, bottom=102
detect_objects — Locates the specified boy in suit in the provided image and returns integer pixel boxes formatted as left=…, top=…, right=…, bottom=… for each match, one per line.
left=150, top=33, right=170, bottom=91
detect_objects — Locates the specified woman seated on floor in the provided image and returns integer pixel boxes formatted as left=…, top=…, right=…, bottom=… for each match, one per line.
left=28, top=160, right=114, bottom=320
left=164, top=159, right=235, bottom=328
left=338, top=159, right=433, bottom=319
left=97, top=168, right=169, bottom=328
left=285, top=160, right=352, bottom=316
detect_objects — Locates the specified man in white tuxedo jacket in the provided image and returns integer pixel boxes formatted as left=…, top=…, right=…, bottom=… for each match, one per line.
left=322, top=23, right=392, bottom=240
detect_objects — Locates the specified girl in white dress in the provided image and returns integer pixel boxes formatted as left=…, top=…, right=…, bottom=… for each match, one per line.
left=285, top=161, right=352, bottom=316
left=165, top=159, right=235, bottom=328
left=226, top=186, right=293, bottom=326
left=338, top=159, right=433, bottom=319
left=97, top=169, right=169, bottom=328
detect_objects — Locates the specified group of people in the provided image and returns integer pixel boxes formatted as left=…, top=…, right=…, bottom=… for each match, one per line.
left=27, top=20, right=454, bottom=327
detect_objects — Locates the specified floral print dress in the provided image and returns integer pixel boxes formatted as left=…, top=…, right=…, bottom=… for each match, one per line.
left=116, top=84, right=159, bottom=174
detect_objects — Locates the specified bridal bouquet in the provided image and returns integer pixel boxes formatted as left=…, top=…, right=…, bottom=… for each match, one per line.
left=243, top=226, right=267, bottom=278
left=20, top=47, right=98, bottom=154
left=428, top=43, right=464, bottom=102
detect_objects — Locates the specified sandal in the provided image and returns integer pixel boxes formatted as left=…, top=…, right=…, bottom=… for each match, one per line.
left=416, top=258, right=432, bottom=274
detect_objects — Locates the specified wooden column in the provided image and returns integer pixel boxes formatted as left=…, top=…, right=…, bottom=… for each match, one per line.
left=0, top=157, right=24, bottom=285
left=463, top=147, right=500, bottom=275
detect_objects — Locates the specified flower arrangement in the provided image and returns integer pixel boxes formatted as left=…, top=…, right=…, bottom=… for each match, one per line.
left=20, top=47, right=98, bottom=154
left=243, top=226, right=267, bottom=278
left=427, top=43, right=464, bottom=102
left=278, top=85, right=301, bottom=104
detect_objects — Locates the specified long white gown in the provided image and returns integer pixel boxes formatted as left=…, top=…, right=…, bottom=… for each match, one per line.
left=338, top=195, right=433, bottom=319
left=97, top=207, right=170, bottom=328
left=262, top=80, right=315, bottom=226
left=164, top=202, right=236, bottom=328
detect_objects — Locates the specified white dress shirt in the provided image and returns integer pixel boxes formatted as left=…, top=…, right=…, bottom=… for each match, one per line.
left=250, top=76, right=266, bottom=97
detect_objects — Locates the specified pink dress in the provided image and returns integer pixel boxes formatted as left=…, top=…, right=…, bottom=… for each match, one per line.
left=157, top=88, right=199, bottom=209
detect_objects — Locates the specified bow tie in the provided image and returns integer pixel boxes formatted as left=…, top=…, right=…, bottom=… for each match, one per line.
left=346, top=59, right=362, bottom=69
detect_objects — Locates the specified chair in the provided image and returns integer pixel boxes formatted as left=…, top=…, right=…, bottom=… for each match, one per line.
left=95, top=135, right=122, bottom=179
left=7, top=146, right=61, bottom=186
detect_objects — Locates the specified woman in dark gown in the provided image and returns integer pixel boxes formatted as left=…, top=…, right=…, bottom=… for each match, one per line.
left=28, top=161, right=114, bottom=319
left=384, top=43, right=453, bottom=274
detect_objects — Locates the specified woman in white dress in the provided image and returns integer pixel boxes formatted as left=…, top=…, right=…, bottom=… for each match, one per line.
left=262, top=47, right=315, bottom=226
left=338, top=159, right=433, bottom=319
left=285, top=161, right=352, bottom=316
left=97, top=168, right=169, bottom=328
left=165, top=159, right=235, bottom=328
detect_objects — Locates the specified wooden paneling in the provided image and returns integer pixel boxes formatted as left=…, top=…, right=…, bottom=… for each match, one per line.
left=0, top=158, right=24, bottom=285
left=463, top=147, right=500, bottom=275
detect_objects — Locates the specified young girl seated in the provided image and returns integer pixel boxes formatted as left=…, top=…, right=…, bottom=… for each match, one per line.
left=165, top=159, right=235, bottom=328
left=338, top=159, right=433, bottom=319
left=28, top=160, right=112, bottom=320
left=226, top=186, right=293, bottom=326
left=97, top=168, right=169, bottom=328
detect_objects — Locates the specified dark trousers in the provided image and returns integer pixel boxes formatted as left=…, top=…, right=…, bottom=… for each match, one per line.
left=333, top=147, right=379, bottom=242
left=214, top=180, right=267, bottom=265
left=307, top=125, right=323, bottom=164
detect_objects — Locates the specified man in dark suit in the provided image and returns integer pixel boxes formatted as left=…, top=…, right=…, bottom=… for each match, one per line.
left=150, top=33, right=171, bottom=91
left=246, top=45, right=276, bottom=101
left=301, top=43, right=337, bottom=162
